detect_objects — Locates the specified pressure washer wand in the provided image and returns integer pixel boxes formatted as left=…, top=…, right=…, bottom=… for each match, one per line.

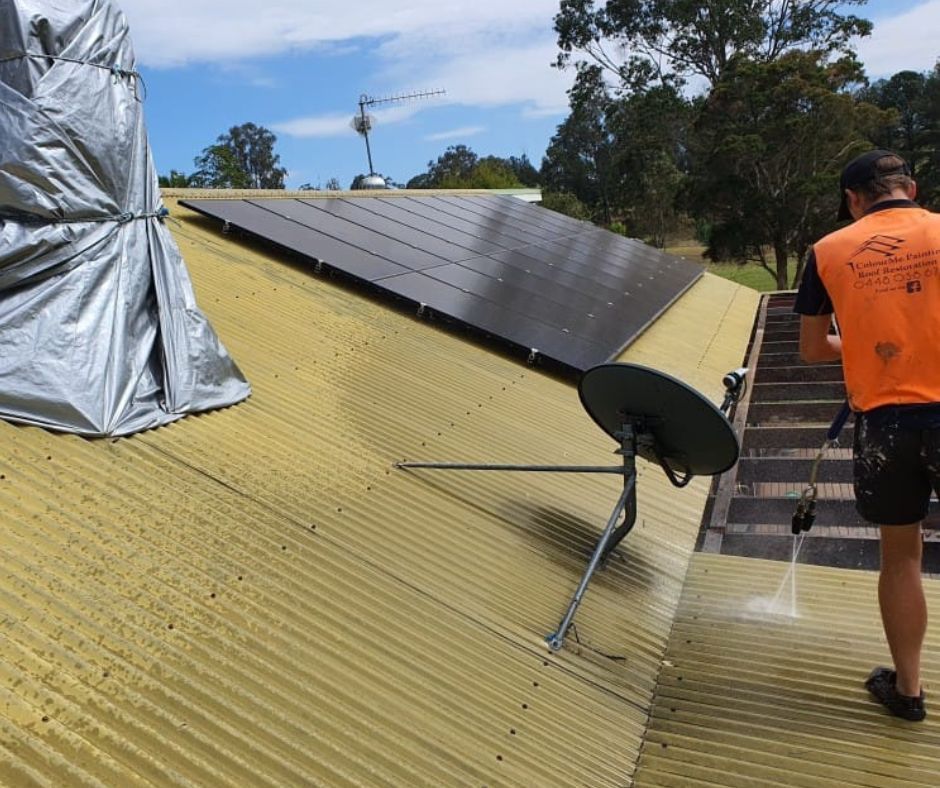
left=791, top=401, right=852, bottom=534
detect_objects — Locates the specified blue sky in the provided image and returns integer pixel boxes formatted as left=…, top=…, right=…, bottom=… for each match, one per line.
left=124, top=0, right=940, bottom=190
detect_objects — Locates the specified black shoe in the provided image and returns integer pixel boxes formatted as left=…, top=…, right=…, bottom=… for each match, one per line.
left=865, top=667, right=926, bottom=722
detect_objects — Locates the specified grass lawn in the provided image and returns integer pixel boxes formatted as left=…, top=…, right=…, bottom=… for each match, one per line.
left=665, top=242, right=795, bottom=293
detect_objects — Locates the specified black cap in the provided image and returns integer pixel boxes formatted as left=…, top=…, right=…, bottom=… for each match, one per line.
left=838, top=149, right=911, bottom=221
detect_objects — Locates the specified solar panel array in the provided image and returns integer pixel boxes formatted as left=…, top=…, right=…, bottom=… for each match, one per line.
left=181, top=195, right=703, bottom=373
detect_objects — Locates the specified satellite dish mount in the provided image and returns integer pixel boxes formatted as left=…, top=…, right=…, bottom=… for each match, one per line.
left=398, top=363, right=743, bottom=652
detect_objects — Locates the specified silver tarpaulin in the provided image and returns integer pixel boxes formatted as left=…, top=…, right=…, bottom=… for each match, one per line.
left=0, top=0, right=250, bottom=436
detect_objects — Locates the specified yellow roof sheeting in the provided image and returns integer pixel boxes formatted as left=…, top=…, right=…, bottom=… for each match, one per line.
left=0, top=198, right=757, bottom=785
left=635, top=553, right=940, bottom=787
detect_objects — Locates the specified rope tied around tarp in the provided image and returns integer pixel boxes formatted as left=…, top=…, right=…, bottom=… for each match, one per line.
left=0, top=207, right=170, bottom=226
left=0, top=52, right=146, bottom=99
left=0, top=208, right=172, bottom=293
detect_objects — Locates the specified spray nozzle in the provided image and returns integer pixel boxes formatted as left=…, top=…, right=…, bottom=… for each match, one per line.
left=791, top=490, right=817, bottom=535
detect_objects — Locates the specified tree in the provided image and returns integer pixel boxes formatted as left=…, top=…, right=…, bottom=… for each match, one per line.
left=324, top=177, right=342, bottom=191
left=189, top=145, right=251, bottom=189
left=506, top=154, right=540, bottom=187
left=298, top=183, right=319, bottom=191
left=406, top=145, right=527, bottom=189
left=541, top=66, right=619, bottom=223
left=406, top=173, right=434, bottom=189
left=158, top=169, right=191, bottom=188
left=686, top=51, right=891, bottom=288
left=424, top=145, right=479, bottom=185
left=554, top=0, right=872, bottom=90
left=919, top=65, right=940, bottom=206
left=607, top=84, right=691, bottom=246
left=441, top=157, right=520, bottom=188
left=859, top=71, right=930, bottom=171
left=190, top=123, right=287, bottom=190
left=540, top=191, right=592, bottom=220
left=858, top=68, right=940, bottom=206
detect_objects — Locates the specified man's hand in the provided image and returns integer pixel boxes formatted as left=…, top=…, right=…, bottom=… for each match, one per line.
left=799, top=314, right=843, bottom=363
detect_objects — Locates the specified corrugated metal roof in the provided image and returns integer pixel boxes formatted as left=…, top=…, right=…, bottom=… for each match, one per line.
left=635, top=552, right=940, bottom=787
left=0, top=197, right=757, bottom=785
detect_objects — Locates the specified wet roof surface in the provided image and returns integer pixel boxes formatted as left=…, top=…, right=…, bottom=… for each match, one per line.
left=0, top=196, right=756, bottom=785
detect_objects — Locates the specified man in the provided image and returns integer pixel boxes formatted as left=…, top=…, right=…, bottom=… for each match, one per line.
left=795, top=149, right=937, bottom=722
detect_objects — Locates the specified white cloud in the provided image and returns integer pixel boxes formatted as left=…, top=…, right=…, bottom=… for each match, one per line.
left=120, top=1, right=571, bottom=134
left=271, top=112, right=353, bottom=138
left=857, top=1, right=940, bottom=78
left=272, top=104, right=423, bottom=139
left=119, top=1, right=556, bottom=68
left=421, top=40, right=569, bottom=117
left=424, top=125, right=487, bottom=142
left=270, top=35, right=568, bottom=137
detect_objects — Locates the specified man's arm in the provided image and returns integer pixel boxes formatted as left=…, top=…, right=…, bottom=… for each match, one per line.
left=794, top=249, right=841, bottom=363
left=799, top=314, right=842, bottom=363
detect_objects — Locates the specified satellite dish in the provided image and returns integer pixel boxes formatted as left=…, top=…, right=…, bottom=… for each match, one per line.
left=350, top=114, right=375, bottom=135
left=579, top=363, right=739, bottom=478
left=396, top=362, right=745, bottom=651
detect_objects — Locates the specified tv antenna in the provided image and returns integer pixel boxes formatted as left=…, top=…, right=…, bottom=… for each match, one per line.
left=352, top=89, right=446, bottom=180
left=397, top=363, right=746, bottom=652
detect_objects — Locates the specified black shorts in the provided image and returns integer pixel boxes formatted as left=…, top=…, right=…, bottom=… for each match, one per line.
left=854, top=405, right=940, bottom=525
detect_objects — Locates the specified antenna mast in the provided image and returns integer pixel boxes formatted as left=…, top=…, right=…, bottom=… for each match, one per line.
left=353, top=88, right=446, bottom=177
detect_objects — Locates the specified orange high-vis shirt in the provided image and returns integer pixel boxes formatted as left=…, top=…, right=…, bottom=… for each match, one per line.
left=815, top=206, right=940, bottom=412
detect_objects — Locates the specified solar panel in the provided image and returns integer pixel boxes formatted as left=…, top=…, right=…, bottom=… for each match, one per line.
left=180, top=195, right=703, bottom=373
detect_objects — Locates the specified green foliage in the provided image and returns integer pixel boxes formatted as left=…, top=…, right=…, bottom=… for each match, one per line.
left=541, top=65, right=689, bottom=240
left=544, top=1, right=940, bottom=284
left=158, top=169, right=190, bottom=188
left=554, top=0, right=871, bottom=90
left=859, top=66, right=940, bottom=206
left=540, top=191, right=591, bottom=220
left=189, top=145, right=251, bottom=189
left=609, top=84, right=691, bottom=246
left=693, top=218, right=712, bottom=245
left=406, top=145, right=530, bottom=189
left=686, top=51, right=891, bottom=288
left=439, top=158, right=520, bottom=189
left=406, top=172, right=434, bottom=189
left=190, top=123, right=287, bottom=190
left=324, top=177, right=342, bottom=191
left=505, top=154, right=540, bottom=187
left=541, top=66, right=619, bottom=223
left=705, top=260, right=799, bottom=291
left=415, top=144, right=478, bottom=187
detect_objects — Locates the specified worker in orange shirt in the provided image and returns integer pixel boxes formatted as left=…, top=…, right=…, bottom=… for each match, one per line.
left=796, top=150, right=937, bottom=722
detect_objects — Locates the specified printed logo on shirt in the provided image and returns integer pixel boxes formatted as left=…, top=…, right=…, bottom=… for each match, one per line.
left=849, top=235, right=906, bottom=258
left=843, top=235, right=940, bottom=294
